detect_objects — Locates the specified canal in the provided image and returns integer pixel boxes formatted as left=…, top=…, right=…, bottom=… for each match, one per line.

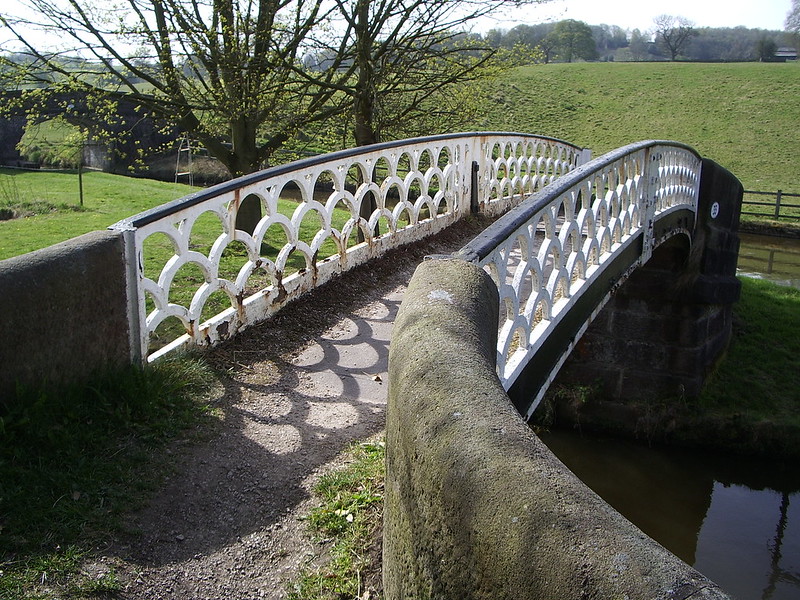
left=540, top=430, right=799, bottom=600
left=539, top=232, right=800, bottom=599
left=737, top=232, right=800, bottom=290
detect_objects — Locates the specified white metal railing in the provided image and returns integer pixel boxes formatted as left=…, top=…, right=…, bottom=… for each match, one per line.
left=454, top=141, right=702, bottom=416
left=110, top=132, right=586, bottom=362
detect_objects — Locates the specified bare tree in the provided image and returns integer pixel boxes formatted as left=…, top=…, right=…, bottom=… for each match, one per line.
left=787, top=0, right=800, bottom=49
left=305, top=0, right=553, bottom=149
left=653, top=14, right=697, bottom=61
left=0, top=0, right=348, bottom=177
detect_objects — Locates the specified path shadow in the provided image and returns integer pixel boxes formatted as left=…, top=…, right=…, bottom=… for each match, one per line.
left=112, top=217, right=492, bottom=570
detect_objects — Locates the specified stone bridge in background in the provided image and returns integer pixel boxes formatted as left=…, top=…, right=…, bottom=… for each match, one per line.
left=0, top=132, right=743, bottom=598
left=0, top=89, right=177, bottom=172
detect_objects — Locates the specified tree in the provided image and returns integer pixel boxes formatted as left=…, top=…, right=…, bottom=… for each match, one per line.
left=591, top=24, right=628, bottom=60
left=309, top=0, right=551, bottom=149
left=756, top=36, right=778, bottom=61
left=653, top=15, right=697, bottom=61
left=295, top=0, right=552, bottom=232
left=628, top=29, right=650, bottom=61
left=787, top=0, right=800, bottom=49
left=0, top=0, right=349, bottom=177
left=788, top=0, right=800, bottom=34
left=548, top=19, right=598, bottom=63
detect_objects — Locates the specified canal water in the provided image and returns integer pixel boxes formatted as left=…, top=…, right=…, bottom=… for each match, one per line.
left=737, top=233, right=800, bottom=289
left=540, top=430, right=800, bottom=599
left=538, top=232, right=800, bottom=599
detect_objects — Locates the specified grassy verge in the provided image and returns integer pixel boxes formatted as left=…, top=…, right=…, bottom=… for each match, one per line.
left=698, top=277, right=800, bottom=426
left=0, top=356, right=221, bottom=600
left=482, top=62, right=800, bottom=194
left=289, top=440, right=385, bottom=600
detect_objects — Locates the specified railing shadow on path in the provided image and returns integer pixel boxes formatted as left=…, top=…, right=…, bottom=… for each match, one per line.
left=106, top=216, right=493, bottom=598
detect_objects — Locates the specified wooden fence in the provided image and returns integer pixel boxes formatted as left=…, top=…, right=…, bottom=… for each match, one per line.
left=741, top=190, right=800, bottom=221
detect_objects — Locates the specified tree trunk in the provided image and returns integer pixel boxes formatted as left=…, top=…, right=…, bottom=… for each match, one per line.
left=229, top=117, right=264, bottom=236
left=352, top=0, right=379, bottom=243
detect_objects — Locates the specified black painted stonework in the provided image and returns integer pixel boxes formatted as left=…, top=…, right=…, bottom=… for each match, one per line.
left=550, top=159, right=743, bottom=404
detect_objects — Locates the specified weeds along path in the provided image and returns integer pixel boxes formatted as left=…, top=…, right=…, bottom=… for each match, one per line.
left=100, top=217, right=492, bottom=600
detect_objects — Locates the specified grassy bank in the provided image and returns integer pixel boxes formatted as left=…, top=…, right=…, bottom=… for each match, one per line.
left=481, top=62, right=800, bottom=194
left=692, top=277, right=800, bottom=450
left=0, top=357, right=221, bottom=599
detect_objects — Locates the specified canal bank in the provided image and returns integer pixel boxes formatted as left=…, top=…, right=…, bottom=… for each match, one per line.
left=536, top=228, right=800, bottom=599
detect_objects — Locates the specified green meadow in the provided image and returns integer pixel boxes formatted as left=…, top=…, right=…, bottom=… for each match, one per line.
left=2, top=61, right=798, bottom=260
left=477, top=61, right=800, bottom=193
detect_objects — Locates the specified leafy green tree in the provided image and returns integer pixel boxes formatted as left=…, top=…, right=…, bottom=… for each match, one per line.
left=0, top=0, right=347, bottom=177
left=548, top=20, right=598, bottom=63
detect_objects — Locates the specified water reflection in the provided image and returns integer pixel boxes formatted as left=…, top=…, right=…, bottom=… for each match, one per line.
left=539, top=430, right=800, bottom=600
left=737, top=233, right=800, bottom=289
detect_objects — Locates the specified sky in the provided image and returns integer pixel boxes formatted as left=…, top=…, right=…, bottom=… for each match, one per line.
left=481, top=0, right=793, bottom=33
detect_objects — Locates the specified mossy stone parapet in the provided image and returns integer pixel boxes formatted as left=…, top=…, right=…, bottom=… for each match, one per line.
left=384, top=258, right=731, bottom=599
left=0, top=230, right=131, bottom=399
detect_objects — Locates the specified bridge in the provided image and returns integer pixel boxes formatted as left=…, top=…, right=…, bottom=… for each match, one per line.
left=0, top=132, right=743, bottom=598
left=0, top=89, right=177, bottom=171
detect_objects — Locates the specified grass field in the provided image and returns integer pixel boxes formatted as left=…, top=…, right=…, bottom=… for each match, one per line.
left=478, top=61, right=800, bottom=194
left=2, top=62, right=798, bottom=260
left=0, top=169, right=195, bottom=259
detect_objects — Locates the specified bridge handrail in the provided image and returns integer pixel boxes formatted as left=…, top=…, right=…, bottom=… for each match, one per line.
left=110, top=132, right=586, bottom=363
left=453, top=140, right=703, bottom=412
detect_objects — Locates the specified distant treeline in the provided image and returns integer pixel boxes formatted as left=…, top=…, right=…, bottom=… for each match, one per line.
left=484, top=22, right=795, bottom=63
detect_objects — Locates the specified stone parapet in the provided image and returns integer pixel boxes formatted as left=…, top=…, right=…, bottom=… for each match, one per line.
left=384, top=258, right=732, bottom=600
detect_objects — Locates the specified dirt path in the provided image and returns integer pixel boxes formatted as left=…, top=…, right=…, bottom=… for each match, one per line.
left=95, top=218, right=490, bottom=600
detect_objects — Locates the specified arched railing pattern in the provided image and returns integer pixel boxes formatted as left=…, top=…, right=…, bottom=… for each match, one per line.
left=110, top=132, right=586, bottom=363
left=454, top=141, right=702, bottom=417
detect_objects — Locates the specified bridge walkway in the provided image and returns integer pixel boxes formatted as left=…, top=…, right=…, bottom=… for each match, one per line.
left=105, top=217, right=491, bottom=600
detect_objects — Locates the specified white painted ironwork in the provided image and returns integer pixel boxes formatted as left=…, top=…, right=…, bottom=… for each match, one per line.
left=477, top=137, right=590, bottom=216
left=456, top=142, right=702, bottom=415
left=110, top=132, right=585, bottom=362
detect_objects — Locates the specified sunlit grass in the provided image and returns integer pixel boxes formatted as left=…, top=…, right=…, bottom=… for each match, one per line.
left=289, top=440, right=385, bottom=600
left=480, top=62, right=800, bottom=194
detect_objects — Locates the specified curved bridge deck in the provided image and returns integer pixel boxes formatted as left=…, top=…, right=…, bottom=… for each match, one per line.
left=107, top=219, right=487, bottom=599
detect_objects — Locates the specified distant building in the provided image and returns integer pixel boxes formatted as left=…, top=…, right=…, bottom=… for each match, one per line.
left=774, top=47, right=798, bottom=61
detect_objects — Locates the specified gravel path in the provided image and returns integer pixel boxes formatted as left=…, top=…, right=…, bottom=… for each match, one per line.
left=93, top=218, right=490, bottom=600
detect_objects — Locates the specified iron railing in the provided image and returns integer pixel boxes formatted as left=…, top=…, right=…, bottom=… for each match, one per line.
left=110, top=132, right=587, bottom=363
left=454, top=141, right=702, bottom=415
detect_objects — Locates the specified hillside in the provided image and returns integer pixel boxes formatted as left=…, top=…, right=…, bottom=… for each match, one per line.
left=475, top=61, right=800, bottom=192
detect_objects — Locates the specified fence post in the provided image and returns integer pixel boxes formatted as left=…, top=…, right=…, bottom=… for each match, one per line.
left=640, top=146, right=661, bottom=264
left=114, top=225, right=146, bottom=365
left=775, top=189, right=783, bottom=219
left=470, top=161, right=479, bottom=213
